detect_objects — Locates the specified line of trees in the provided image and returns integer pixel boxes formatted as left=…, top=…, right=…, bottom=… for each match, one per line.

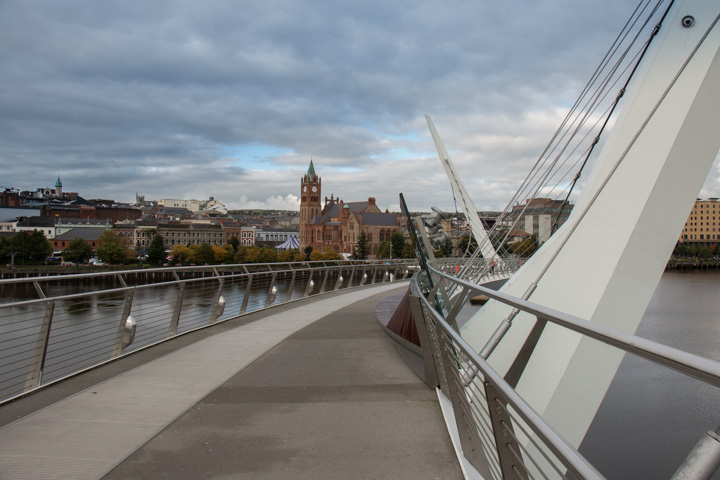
left=1, top=227, right=419, bottom=269
left=0, top=231, right=53, bottom=265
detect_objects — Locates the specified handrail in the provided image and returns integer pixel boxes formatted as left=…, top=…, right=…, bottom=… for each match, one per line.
left=0, top=259, right=416, bottom=405
left=410, top=265, right=720, bottom=479
left=428, top=265, right=720, bottom=388
left=0, top=259, right=412, bottom=286
left=414, top=281, right=604, bottom=479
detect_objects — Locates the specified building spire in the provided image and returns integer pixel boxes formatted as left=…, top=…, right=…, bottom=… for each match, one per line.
left=306, top=159, right=317, bottom=181
left=55, top=175, right=62, bottom=188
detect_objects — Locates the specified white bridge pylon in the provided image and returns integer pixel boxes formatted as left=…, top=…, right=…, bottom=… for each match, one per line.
left=462, top=0, right=720, bottom=450
left=425, top=114, right=497, bottom=261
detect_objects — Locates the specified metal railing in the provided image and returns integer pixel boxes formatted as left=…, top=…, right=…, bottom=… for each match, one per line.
left=410, top=265, right=720, bottom=480
left=0, top=260, right=415, bottom=404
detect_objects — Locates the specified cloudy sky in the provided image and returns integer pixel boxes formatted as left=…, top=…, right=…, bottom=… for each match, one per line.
left=2, top=0, right=717, bottom=213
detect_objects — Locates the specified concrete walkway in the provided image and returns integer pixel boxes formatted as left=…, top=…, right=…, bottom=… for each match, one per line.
left=0, top=283, right=462, bottom=480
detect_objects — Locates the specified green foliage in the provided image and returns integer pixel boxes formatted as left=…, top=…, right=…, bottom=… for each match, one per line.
left=233, top=245, right=276, bottom=263
left=304, top=245, right=313, bottom=261
left=213, top=244, right=235, bottom=263
left=401, top=241, right=415, bottom=259
left=377, top=241, right=391, bottom=259
left=390, top=232, right=404, bottom=258
left=62, top=238, right=93, bottom=265
left=674, top=244, right=689, bottom=257
left=171, top=245, right=193, bottom=265
left=194, top=243, right=215, bottom=265
left=355, top=230, right=368, bottom=260
left=148, top=233, right=166, bottom=265
left=2, top=231, right=53, bottom=264
left=277, top=248, right=296, bottom=262
left=509, top=235, right=538, bottom=258
left=97, top=230, right=131, bottom=264
left=687, top=245, right=698, bottom=257
left=257, top=246, right=277, bottom=263
left=697, top=245, right=713, bottom=258
left=228, top=236, right=240, bottom=252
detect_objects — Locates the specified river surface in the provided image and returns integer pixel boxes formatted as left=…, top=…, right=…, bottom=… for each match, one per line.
left=579, top=270, right=720, bottom=479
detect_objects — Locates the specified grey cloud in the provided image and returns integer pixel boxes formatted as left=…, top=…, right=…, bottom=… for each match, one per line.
left=0, top=0, right=662, bottom=210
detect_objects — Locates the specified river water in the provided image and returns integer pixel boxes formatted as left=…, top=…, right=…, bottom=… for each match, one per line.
left=579, top=270, right=720, bottom=479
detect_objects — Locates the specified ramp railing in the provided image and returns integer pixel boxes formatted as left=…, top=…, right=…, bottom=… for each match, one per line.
left=0, top=260, right=415, bottom=404
left=410, top=266, right=720, bottom=480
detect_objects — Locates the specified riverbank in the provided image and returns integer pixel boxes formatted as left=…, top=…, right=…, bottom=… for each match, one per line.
left=666, top=258, right=720, bottom=270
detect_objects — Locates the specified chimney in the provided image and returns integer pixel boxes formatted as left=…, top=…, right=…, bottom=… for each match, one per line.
left=368, top=197, right=376, bottom=206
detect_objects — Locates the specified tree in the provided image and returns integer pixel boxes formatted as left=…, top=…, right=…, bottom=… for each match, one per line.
left=320, top=246, right=342, bottom=261
left=674, top=244, right=689, bottom=257
left=0, top=236, right=10, bottom=263
left=11, top=231, right=53, bottom=264
left=228, top=236, right=240, bottom=253
left=171, top=245, right=193, bottom=265
left=697, top=245, right=713, bottom=258
left=213, top=244, right=234, bottom=263
left=97, top=230, right=130, bottom=265
left=62, top=238, right=93, bottom=265
left=277, top=248, right=296, bottom=263
left=257, top=246, right=277, bottom=263
left=509, top=235, right=538, bottom=258
left=401, top=241, right=415, bottom=258
left=147, top=233, right=166, bottom=265
left=355, top=230, right=368, bottom=260
left=304, top=246, right=313, bottom=261
left=235, top=245, right=250, bottom=264
left=390, top=232, right=405, bottom=258
left=377, top=241, right=391, bottom=259
left=194, top=243, right=215, bottom=265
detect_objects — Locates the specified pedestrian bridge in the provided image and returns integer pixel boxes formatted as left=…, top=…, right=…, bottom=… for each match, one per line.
left=1, top=260, right=719, bottom=479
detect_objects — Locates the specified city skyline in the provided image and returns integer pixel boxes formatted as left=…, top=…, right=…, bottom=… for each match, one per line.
left=2, top=1, right=720, bottom=213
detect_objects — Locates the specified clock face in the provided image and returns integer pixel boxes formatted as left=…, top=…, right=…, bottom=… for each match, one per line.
left=312, top=186, right=317, bottom=192
left=303, top=186, right=307, bottom=192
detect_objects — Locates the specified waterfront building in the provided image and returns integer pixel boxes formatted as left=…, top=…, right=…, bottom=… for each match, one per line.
left=679, top=198, right=720, bottom=247
left=223, top=223, right=256, bottom=246
left=298, top=161, right=403, bottom=257
left=52, top=227, right=106, bottom=251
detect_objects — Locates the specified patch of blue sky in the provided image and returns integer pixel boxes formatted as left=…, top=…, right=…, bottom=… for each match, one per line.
left=382, top=131, right=421, bottom=142
left=223, top=143, right=295, bottom=170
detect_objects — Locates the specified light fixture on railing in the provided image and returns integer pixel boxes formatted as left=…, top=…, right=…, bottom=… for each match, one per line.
left=122, top=315, right=136, bottom=350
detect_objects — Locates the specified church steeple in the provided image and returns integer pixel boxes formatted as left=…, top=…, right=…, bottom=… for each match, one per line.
left=55, top=175, right=62, bottom=195
left=305, top=159, right=317, bottom=182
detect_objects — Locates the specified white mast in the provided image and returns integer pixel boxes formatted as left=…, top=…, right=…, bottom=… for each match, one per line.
left=426, top=114, right=497, bottom=260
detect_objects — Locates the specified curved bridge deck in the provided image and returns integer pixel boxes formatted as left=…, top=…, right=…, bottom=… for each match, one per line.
left=0, top=283, right=462, bottom=480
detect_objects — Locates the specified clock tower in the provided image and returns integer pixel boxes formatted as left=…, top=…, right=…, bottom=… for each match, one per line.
left=300, top=160, right=321, bottom=248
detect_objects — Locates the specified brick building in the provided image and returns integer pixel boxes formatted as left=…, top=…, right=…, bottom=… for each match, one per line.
left=299, top=161, right=402, bottom=258
left=679, top=198, right=720, bottom=246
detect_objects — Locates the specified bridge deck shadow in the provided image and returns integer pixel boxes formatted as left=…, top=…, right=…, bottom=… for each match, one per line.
left=0, top=282, right=462, bottom=480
